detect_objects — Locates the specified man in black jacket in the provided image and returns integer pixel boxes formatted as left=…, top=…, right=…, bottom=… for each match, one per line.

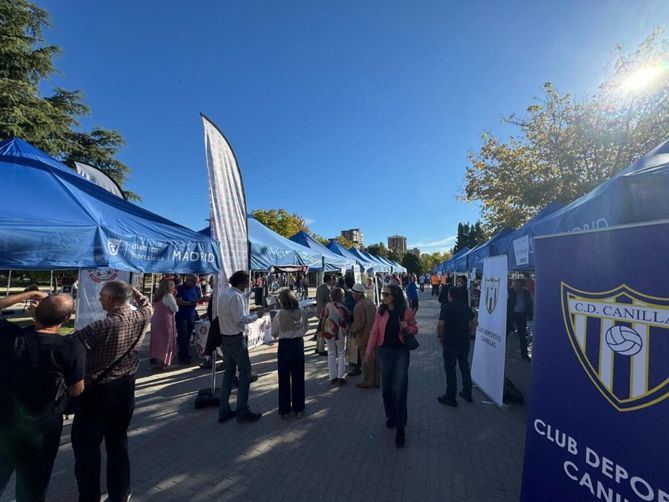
left=437, top=287, right=475, bottom=407
left=508, top=279, right=533, bottom=361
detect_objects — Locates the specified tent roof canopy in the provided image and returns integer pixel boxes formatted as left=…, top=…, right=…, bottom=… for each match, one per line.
left=0, top=138, right=221, bottom=273
left=200, top=219, right=322, bottom=271
left=289, top=231, right=356, bottom=272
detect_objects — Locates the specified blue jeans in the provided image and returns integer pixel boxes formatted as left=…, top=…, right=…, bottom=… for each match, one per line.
left=378, top=346, right=410, bottom=428
left=218, top=335, right=253, bottom=419
left=175, top=316, right=194, bottom=362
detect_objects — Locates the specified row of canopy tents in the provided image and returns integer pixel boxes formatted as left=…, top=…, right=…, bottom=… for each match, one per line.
left=200, top=222, right=406, bottom=274
left=0, top=136, right=404, bottom=277
left=435, top=137, right=669, bottom=274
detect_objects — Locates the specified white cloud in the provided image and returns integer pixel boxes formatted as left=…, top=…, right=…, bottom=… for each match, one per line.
left=408, top=235, right=457, bottom=253
left=304, top=217, right=315, bottom=226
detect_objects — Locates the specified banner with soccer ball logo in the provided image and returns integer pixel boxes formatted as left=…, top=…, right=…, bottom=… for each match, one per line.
left=521, top=221, right=669, bottom=501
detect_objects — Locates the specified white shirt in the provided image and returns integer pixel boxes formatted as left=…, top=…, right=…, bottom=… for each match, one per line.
left=218, top=286, right=258, bottom=336
left=162, top=293, right=178, bottom=314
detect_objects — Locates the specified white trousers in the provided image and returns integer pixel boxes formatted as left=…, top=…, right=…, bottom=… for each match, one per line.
left=326, top=337, right=347, bottom=380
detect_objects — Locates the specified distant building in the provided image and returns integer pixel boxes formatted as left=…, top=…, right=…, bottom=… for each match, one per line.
left=408, top=248, right=421, bottom=257
left=388, top=235, right=407, bottom=255
left=341, top=229, right=364, bottom=249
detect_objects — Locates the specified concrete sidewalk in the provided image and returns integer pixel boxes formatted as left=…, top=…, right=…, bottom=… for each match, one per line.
left=2, top=291, right=530, bottom=501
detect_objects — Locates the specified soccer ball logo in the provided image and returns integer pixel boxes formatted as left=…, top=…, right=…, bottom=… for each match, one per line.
left=605, top=325, right=643, bottom=356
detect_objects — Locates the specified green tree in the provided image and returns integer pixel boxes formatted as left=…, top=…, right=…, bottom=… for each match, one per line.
left=0, top=1, right=136, bottom=198
left=366, top=242, right=389, bottom=258
left=420, top=251, right=451, bottom=272
left=334, top=235, right=355, bottom=249
left=310, top=233, right=330, bottom=246
left=401, top=253, right=422, bottom=275
left=452, top=221, right=486, bottom=252
left=463, top=29, right=669, bottom=232
left=388, top=250, right=404, bottom=264
left=251, top=209, right=309, bottom=238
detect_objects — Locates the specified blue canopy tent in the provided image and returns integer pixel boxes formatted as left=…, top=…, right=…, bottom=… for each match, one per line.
left=361, top=251, right=392, bottom=273
left=326, top=241, right=368, bottom=271
left=437, top=247, right=469, bottom=274
left=514, top=139, right=669, bottom=269
left=389, top=259, right=407, bottom=273
left=200, top=218, right=322, bottom=271
left=464, top=227, right=515, bottom=274
left=289, top=231, right=356, bottom=272
left=0, top=138, right=221, bottom=273
left=454, top=247, right=474, bottom=273
left=493, top=201, right=565, bottom=271
left=347, top=247, right=382, bottom=273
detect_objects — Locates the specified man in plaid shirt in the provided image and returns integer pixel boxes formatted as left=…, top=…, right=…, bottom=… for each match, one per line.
left=71, top=281, right=152, bottom=502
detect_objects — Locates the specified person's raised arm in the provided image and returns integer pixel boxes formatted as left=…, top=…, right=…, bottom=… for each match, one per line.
left=0, top=290, right=47, bottom=310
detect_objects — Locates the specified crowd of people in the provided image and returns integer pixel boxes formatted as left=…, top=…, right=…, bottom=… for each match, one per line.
left=0, top=267, right=535, bottom=500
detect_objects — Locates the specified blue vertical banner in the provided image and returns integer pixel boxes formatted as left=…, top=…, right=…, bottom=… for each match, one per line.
left=521, top=222, right=669, bottom=501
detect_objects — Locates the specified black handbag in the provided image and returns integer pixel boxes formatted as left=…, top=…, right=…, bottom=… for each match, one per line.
left=403, top=333, right=420, bottom=351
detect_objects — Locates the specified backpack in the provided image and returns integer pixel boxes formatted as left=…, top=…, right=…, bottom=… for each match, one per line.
left=13, top=330, right=66, bottom=416
left=323, top=303, right=348, bottom=340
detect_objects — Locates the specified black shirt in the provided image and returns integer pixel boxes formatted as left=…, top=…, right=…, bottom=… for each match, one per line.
left=381, top=309, right=404, bottom=349
left=0, top=326, right=86, bottom=418
left=439, top=301, right=475, bottom=345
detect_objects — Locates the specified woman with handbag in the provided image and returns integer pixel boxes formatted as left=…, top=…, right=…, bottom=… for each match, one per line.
left=321, top=287, right=349, bottom=385
left=271, top=288, right=306, bottom=418
left=365, top=284, right=418, bottom=448
left=149, top=279, right=178, bottom=370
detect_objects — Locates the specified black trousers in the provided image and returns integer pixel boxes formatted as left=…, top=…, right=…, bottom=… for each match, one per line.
left=510, top=312, right=529, bottom=357
left=0, top=412, right=63, bottom=502
left=176, top=315, right=195, bottom=362
left=443, top=341, right=472, bottom=399
left=72, top=376, right=135, bottom=502
left=277, top=338, right=305, bottom=414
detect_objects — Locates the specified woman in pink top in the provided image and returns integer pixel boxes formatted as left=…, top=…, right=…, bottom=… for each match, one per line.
left=365, top=284, right=418, bottom=448
left=149, top=279, right=178, bottom=370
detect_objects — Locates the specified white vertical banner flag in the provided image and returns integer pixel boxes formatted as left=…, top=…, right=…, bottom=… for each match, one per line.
left=202, top=114, right=249, bottom=319
left=75, top=269, right=131, bottom=329
left=74, top=161, right=125, bottom=199
left=471, top=255, right=508, bottom=406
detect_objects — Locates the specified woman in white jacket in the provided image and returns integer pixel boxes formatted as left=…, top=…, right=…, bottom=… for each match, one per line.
left=271, top=288, right=306, bottom=418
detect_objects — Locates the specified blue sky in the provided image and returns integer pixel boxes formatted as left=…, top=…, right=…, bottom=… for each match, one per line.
left=38, top=0, right=669, bottom=253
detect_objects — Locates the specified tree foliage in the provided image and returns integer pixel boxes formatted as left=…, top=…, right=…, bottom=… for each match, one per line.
left=251, top=209, right=309, bottom=238
left=420, top=251, right=451, bottom=273
left=452, top=222, right=486, bottom=253
left=0, top=1, right=136, bottom=198
left=464, top=29, right=669, bottom=232
left=401, top=252, right=421, bottom=274
left=334, top=235, right=355, bottom=249
left=366, top=242, right=389, bottom=258
left=387, top=250, right=403, bottom=264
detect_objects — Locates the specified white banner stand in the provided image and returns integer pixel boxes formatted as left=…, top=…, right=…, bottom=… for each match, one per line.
left=471, top=255, right=508, bottom=408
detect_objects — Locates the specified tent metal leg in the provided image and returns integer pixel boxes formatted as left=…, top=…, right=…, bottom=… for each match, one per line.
left=5, top=270, right=11, bottom=295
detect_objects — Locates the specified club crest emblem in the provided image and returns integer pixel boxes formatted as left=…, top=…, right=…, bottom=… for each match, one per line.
left=87, top=269, right=119, bottom=283
left=484, top=278, right=500, bottom=314
left=561, top=283, right=669, bottom=412
left=107, top=238, right=122, bottom=256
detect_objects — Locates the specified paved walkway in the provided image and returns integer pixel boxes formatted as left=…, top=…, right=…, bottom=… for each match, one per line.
left=2, top=291, right=531, bottom=501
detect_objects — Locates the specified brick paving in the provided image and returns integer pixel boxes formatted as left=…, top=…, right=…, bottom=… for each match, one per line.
left=1, top=291, right=531, bottom=501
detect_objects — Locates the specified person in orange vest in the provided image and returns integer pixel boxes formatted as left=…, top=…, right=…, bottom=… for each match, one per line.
left=431, top=273, right=439, bottom=296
